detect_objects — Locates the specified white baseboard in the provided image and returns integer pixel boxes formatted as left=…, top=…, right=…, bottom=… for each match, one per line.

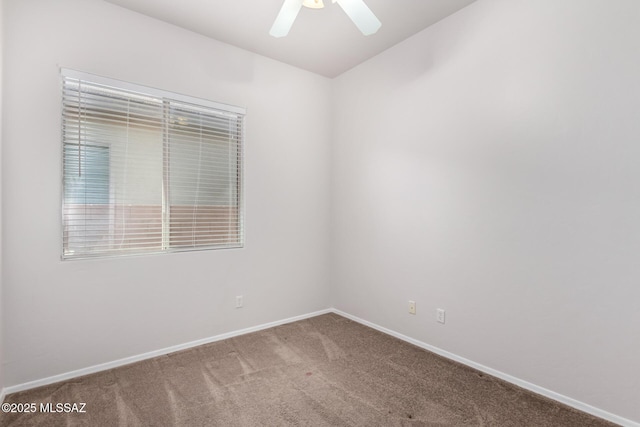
left=0, top=388, right=6, bottom=404
left=332, top=309, right=638, bottom=427
left=4, top=308, right=332, bottom=396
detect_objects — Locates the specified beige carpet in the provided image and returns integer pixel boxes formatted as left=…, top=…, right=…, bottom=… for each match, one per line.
left=1, top=313, right=615, bottom=426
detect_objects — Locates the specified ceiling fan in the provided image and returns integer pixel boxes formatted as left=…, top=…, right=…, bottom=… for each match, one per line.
left=270, top=0, right=381, bottom=38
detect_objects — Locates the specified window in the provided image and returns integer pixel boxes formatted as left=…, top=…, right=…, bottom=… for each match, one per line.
left=61, top=69, right=245, bottom=259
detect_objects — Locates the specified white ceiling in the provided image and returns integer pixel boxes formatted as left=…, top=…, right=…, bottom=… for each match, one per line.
left=103, top=0, right=477, bottom=78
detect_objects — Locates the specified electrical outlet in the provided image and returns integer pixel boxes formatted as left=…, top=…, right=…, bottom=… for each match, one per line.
left=437, top=308, right=445, bottom=324
left=236, top=295, right=243, bottom=308
left=408, top=300, right=416, bottom=315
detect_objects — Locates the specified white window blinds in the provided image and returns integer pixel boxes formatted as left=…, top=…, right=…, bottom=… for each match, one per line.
left=61, top=70, right=244, bottom=259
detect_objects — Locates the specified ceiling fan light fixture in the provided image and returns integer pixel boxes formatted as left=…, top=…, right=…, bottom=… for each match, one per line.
left=302, top=0, right=324, bottom=9
left=270, top=0, right=380, bottom=38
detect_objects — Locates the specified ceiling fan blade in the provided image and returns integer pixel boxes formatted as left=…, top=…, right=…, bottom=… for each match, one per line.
left=335, top=0, right=381, bottom=36
left=270, top=0, right=304, bottom=38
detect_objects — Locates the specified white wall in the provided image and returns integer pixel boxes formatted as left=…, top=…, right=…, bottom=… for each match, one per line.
left=332, top=0, right=640, bottom=423
left=0, top=0, right=5, bottom=400
left=2, top=0, right=331, bottom=386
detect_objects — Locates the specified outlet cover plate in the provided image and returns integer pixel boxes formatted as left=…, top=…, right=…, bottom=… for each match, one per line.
left=409, top=300, right=416, bottom=315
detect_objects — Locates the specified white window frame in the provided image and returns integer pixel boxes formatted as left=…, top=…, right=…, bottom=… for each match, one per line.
left=60, top=69, right=246, bottom=260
